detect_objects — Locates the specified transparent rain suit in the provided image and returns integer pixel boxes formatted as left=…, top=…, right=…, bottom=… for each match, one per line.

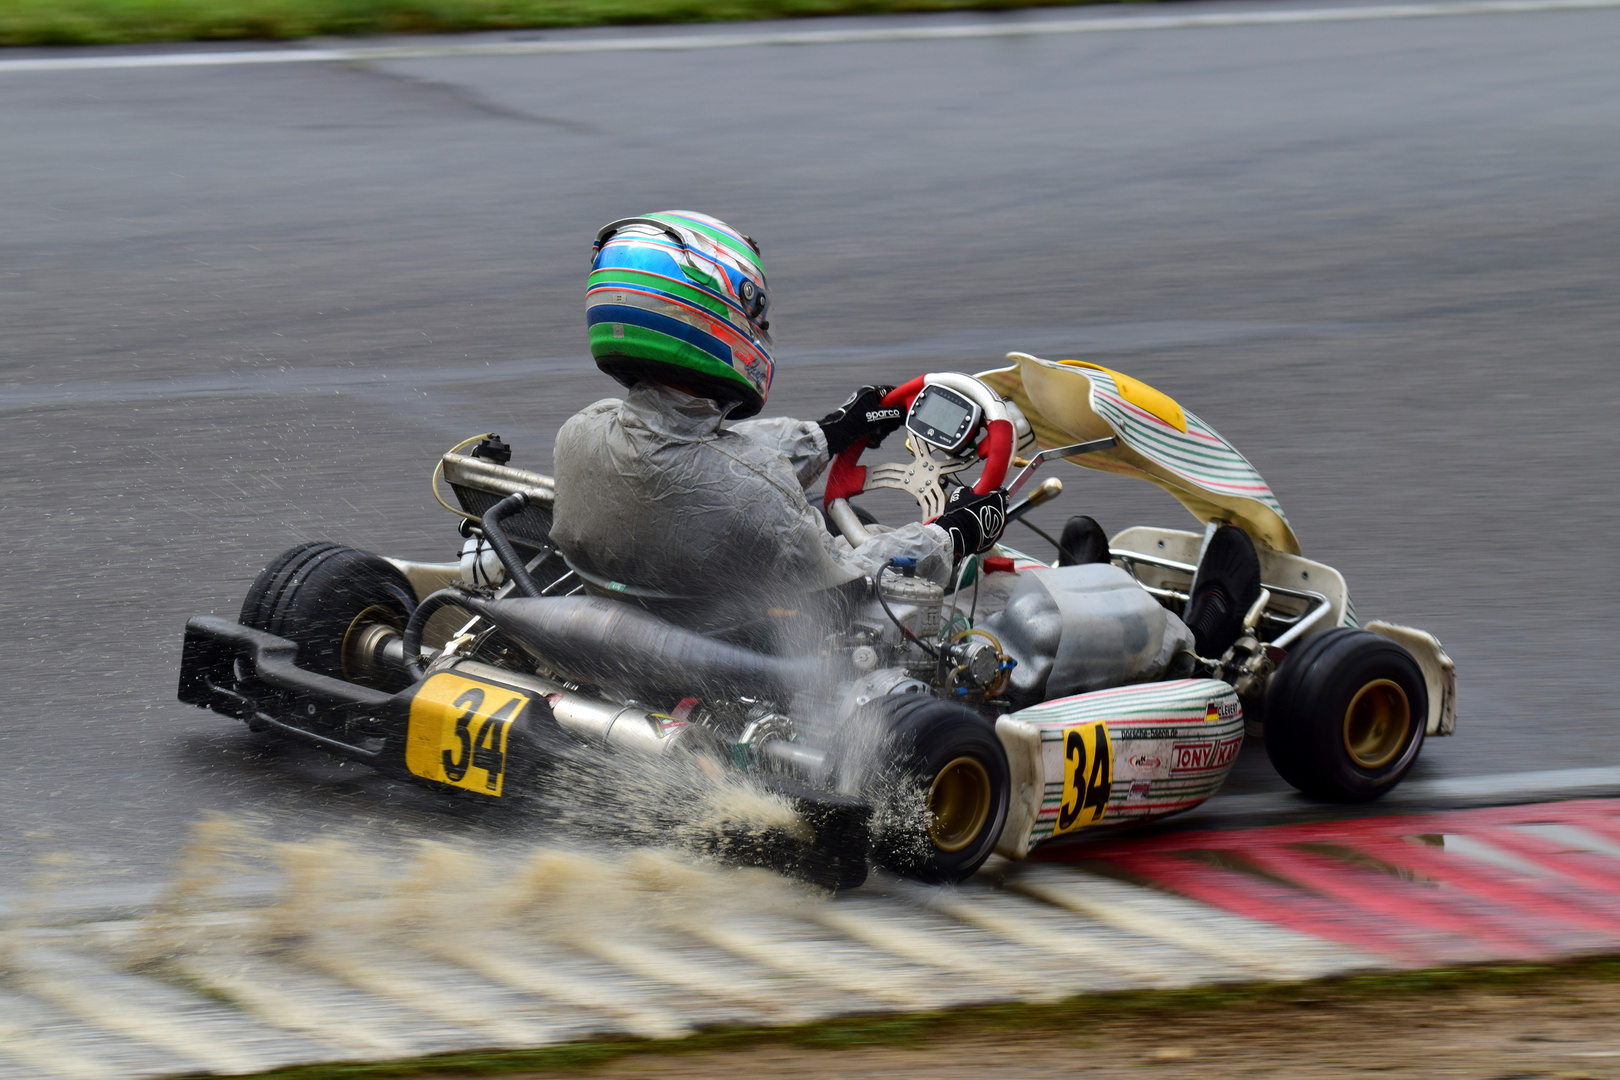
left=550, top=382, right=950, bottom=628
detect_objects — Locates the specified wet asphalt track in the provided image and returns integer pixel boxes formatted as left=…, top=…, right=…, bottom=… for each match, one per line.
left=2, top=0, right=1619, bottom=886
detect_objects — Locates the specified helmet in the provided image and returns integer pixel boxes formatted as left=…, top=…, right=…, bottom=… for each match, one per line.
left=587, top=211, right=774, bottom=418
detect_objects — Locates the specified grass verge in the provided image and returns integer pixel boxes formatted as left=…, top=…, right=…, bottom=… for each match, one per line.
left=174, top=954, right=1620, bottom=1080
left=0, top=0, right=1139, bottom=48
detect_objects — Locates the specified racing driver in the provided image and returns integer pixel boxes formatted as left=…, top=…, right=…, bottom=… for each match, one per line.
left=549, top=211, right=1010, bottom=629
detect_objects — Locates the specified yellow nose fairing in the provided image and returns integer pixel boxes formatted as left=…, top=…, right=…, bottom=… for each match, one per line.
left=979, top=353, right=1300, bottom=555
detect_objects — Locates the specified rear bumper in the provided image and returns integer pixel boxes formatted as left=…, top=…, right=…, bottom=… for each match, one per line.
left=176, top=615, right=873, bottom=889
left=178, top=615, right=402, bottom=764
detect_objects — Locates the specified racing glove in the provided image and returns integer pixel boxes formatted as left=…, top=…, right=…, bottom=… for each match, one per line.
left=817, top=385, right=904, bottom=457
left=933, top=486, right=1009, bottom=559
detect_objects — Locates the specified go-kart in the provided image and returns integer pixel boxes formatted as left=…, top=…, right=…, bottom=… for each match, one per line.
left=177, top=352, right=1456, bottom=888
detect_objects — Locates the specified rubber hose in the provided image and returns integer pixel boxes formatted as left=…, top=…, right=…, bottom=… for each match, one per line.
left=402, top=588, right=475, bottom=681
left=481, top=492, right=543, bottom=598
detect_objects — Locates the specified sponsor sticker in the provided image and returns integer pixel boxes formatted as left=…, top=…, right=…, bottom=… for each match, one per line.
left=1170, top=734, right=1244, bottom=774
left=1116, top=727, right=1189, bottom=741
left=1128, top=754, right=1164, bottom=770
left=1205, top=699, right=1241, bottom=724
left=651, top=714, right=687, bottom=738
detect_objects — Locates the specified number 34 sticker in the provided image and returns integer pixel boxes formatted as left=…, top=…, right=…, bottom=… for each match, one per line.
left=405, top=673, right=526, bottom=797
left=1054, top=721, right=1113, bottom=836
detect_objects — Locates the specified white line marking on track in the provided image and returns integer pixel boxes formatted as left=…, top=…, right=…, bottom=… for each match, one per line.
left=563, top=932, right=806, bottom=1020
left=682, top=918, right=946, bottom=1007
left=299, top=947, right=561, bottom=1046
left=1008, top=868, right=1368, bottom=979
left=1, top=0, right=1617, bottom=74
left=0, top=995, right=122, bottom=1080
left=1179, top=766, right=1620, bottom=829
left=1517, top=823, right=1620, bottom=861
left=426, top=942, right=693, bottom=1040
left=171, top=958, right=415, bottom=1058
left=1408, top=766, right=1620, bottom=802
left=15, top=954, right=268, bottom=1075
left=807, top=903, right=1053, bottom=998
left=917, top=890, right=1172, bottom=986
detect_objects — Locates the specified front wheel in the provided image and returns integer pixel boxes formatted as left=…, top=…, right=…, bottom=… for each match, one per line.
left=1264, top=628, right=1427, bottom=801
left=869, top=697, right=1010, bottom=883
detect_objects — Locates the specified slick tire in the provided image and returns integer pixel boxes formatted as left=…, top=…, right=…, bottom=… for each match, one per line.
left=240, top=542, right=417, bottom=689
left=720, top=773, right=872, bottom=893
left=870, top=697, right=1010, bottom=884
left=1265, top=628, right=1427, bottom=802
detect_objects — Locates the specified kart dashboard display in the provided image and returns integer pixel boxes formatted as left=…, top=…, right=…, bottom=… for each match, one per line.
left=906, top=384, right=981, bottom=454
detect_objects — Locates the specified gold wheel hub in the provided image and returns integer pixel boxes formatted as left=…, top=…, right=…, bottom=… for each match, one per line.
left=927, top=756, right=992, bottom=853
left=1342, top=678, right=1411, bottom=770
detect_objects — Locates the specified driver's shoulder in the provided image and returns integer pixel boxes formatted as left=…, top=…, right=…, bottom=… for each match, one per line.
left=703, top=428, right=791, bottom=467
left=699, top=430, right=814, bottom=498
left=559, top=396, right=628, bottom=429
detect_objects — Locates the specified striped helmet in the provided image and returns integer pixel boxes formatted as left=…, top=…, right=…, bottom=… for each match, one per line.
left=588, top=212, right=774, bottom=418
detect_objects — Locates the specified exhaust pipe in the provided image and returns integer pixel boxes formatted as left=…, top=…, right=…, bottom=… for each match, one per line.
left=449, top=660, right=721, bottom=759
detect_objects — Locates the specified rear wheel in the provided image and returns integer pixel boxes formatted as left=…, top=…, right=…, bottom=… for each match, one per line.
left=870, top=697, right=1009, bottom=883
left=240, top=542, right=417, bottom=690
left=1264, top=628, right=1427, bottom=801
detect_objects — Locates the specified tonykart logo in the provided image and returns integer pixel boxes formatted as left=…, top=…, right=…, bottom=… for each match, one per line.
left=1171, top=735, right=1243, bottom=773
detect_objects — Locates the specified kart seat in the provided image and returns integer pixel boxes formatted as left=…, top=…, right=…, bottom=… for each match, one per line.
left=1183, top=524, right=1263, bottom=659
left=1056, top=515, right=1110, bottom=566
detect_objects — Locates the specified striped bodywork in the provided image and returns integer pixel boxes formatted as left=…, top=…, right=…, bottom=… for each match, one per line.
left=1008, top=679, right=1244, bottom=851
left=980, top=355, right=1301, bottom=554
left=1080, top=366, right=1285, bottom=519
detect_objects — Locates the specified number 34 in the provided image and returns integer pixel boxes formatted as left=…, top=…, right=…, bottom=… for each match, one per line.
left=1055, top=721, right=1112, bottom=836
left=405, top=673, right=525, bottom=797
left=441, top=687, right=519, bottom=789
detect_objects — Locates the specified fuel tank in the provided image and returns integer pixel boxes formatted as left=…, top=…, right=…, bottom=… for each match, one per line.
left=979, top=564, right=1195, bottom=704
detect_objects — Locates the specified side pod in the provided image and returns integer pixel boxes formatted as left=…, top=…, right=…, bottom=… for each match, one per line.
left=996, top=678, right=1243, bottom=858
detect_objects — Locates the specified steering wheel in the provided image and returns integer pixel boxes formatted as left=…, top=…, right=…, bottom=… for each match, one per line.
left=823, top=372, right=1015, bottom=546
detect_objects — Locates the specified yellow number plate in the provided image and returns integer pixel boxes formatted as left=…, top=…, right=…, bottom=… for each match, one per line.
left=405, top=672, right=525, bottom=796
left=1054, top=721, right=1113, bottom=836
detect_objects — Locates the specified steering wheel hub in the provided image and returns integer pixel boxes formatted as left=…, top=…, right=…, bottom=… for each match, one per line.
left=823, top=372, right=1017, bottom=546
left=862, top=438, right=975, bottom=518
